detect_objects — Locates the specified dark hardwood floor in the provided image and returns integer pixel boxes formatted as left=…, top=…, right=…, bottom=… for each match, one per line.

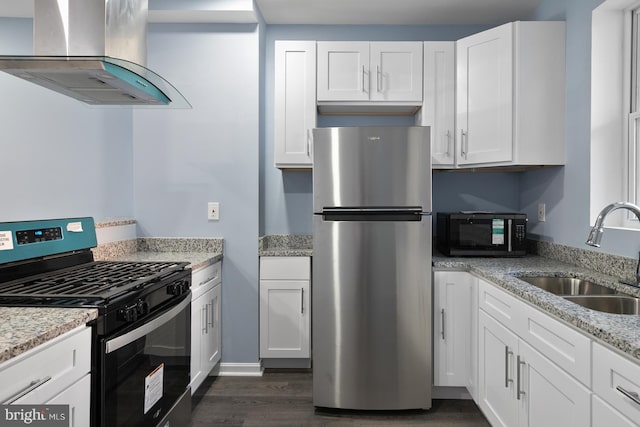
left=191, top=371, right=490, bottom=426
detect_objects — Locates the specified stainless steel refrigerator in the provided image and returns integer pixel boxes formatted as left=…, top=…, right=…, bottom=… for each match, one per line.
left=312, top=126, right=432, bottom=410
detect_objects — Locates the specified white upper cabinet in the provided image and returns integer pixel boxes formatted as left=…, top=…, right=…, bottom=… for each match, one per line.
left=456, top=21, right=566, bottom=167
left=317, top=42, right=370, bottom=101
left=420, top=42, right=456, bottom=168
left=274, top=40, right=317, bottom=169
left=317, top=41, right=423, bottom=105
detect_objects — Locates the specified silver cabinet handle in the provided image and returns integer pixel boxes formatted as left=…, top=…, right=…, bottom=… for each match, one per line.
left=445, top=130, right=451, bottom=157
left=301, top=288, right=304, bottom=314
left=505, top=347, right=514, bottom=388
left=460, top=130, right=467, bottom=159
left=2, top=376, right=52, bottom=404
left=362, top=65, right=366, bottom=93
left=617, top=386, right=640, bottom=406
left=440, top=308, right=445, bottom=340
left=517, top=356, right=526, bottom=400
left=203, top=305, right=208, bottom=334
left=377, top=65, right=381, bottom=92
left=208, top=302, right=214, bottom=328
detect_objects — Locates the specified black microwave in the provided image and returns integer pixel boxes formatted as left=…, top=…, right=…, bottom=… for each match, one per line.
left=436, top=212, right=527, bottom=257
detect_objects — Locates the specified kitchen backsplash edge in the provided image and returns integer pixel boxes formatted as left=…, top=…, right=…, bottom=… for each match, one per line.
left=257, top=234, right=638, bottom=283
left=92, top=238, right=223, bottom=261
left=528, top=239, right=638, bottom=284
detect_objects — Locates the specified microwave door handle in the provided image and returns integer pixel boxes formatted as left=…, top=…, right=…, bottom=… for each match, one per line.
left=508, top=219, right=512, bottom=252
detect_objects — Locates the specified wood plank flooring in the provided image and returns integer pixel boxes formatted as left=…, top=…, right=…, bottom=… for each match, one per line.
left=191, top=371, right=490, bottom=426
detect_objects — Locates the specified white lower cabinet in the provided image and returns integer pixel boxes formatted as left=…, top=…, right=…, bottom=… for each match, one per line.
left=433, top=271, right=477, bottom=390
left=190, top=261, right=222, bottom=395
left=592, top=394, right=638, bottom=427
left=0, top=326, right=92, bottom=427
left=478, top=310, right=590, bottom=427
left=592, top=342, right=640, bottom=425
left=259, top=257, right=311, bottom=358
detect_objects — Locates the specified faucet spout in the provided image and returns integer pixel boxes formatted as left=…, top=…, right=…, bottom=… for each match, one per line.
left=586, top=201, right=640, bottom=247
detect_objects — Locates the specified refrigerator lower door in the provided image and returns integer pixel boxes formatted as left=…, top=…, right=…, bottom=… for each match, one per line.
left=312, top=215, right=432, bottom=410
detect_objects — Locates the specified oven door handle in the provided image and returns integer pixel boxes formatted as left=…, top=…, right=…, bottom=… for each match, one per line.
left=105, top=294, right=191, bottom=354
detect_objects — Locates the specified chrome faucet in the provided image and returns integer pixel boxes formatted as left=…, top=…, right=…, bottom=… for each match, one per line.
left=586, top=201, right=640, bottom=247
left=586, top=201, right=640, bottom=287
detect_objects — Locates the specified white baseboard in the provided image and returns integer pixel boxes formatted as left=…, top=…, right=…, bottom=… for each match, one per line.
left=217, top=362, right=264, bottom=377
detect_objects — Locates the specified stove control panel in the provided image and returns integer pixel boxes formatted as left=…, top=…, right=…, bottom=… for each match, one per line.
left=118, top=298, right=150, bottom=323
left=16, top=227, right=63, bottom=245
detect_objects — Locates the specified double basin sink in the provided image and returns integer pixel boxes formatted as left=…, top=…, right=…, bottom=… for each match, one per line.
left=518, top=276, right=640, bottom=315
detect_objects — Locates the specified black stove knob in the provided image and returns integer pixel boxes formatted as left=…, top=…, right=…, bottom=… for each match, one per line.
left=119, top=303, right=138, bottom=322
left=137, top=299, right=149, bottom=316
left=167, top=280, right=189, bottom=296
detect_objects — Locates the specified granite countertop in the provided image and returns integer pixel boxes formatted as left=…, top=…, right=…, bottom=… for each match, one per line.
left=110, top=251, right=222, bottom=271
left=0, top=307, right=98, bottom=364
left=433, top=254, right=640, bottom=361
left=259, top=234, right=312, bottom=257
left=106, top=237, right=224, bottom=271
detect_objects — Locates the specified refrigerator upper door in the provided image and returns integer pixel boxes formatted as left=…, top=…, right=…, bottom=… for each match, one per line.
left=312, top=126, right=431, bottom=212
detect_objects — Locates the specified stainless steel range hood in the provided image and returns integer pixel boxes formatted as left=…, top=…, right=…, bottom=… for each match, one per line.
left=0, top=0, right=190, bottom=107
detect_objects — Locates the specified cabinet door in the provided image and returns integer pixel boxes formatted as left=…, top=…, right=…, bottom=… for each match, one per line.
left=260, top=280, right=310, bottom=358
left=517, top=340, right=591, bottom=427
left=478, top=310, right=518, bottom=427
left=423, top=42, right=455, bottom=168
left=456, top=22, right=513, bottom=165
left=370, top=42, right=423, bottom=102
left=592, top=342, right=640, bottom=423
left=203, top=283, right=221, bottom=372
left=592, top=395, right=637, bottom=427
left=274, top=40, right=317, bottom=169
left=317, top=41, right=370, bottom=101
left=46, top=374, right=91, bottom=427
left=433, top=271, right=473, bottom=387
left=190, top=290, right=206, bottom=394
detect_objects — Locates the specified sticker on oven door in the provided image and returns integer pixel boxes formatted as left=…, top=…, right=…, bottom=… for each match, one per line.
left=144, top=363, right=164, bottom=414
left=492, top=219, right=505, bottom=245
left=0, top=231, right=14, bottom=250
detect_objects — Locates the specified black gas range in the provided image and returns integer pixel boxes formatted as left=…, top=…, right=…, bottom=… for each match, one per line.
left=0, top=217, right=192, bottom=427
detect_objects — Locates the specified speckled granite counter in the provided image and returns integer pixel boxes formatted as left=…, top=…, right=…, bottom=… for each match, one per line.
left=434, top=254, right=640, bottom=361
left=111, top=251, right=222, bottom=271
left=259, top=235, right=312, bottom=257
left=0, top=307, right=97, bottom=363
left=104, top=238, right=223, bottom=271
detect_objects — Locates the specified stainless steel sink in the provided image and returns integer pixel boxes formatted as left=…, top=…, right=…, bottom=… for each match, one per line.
left=563, top=296, right=640, bottom=315
left=519, top=276, right=617, bottom=296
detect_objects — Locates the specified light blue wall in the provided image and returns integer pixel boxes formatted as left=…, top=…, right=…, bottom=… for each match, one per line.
left=521, top=0, right=640, bottom=258
left=0, top=18, right=134, bottom=222
left=262, top=25, right=523, bottom=235
left=134, top=23, right=261, bottom=363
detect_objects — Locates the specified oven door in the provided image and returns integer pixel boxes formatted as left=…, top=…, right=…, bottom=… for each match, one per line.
left=99, top=293, right=191, bottom=427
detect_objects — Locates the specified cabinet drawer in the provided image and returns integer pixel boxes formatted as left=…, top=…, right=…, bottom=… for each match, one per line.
left=192, top=261, right=221, bottom=288
left=593, top=342, right=640, bottom=422
left=519, top=301, right=591, bottom=386
left=0, top=326, right=91, bottom=404
left=260, top=257, right=310, bottom=280
left=478, top=279, right=523, bottom=328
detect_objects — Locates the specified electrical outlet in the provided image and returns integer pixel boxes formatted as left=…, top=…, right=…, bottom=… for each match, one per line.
left=537, top=203, right=546, bottom=222
left=208, top=202, right=220, bottom=220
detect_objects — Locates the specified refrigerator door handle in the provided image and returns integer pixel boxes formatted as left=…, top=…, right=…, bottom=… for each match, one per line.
left=320, top=207, right=427, bottom=222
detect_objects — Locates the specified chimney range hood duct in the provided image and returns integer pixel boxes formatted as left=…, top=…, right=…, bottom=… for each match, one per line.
left=0, top=0, right=190, bottom=108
